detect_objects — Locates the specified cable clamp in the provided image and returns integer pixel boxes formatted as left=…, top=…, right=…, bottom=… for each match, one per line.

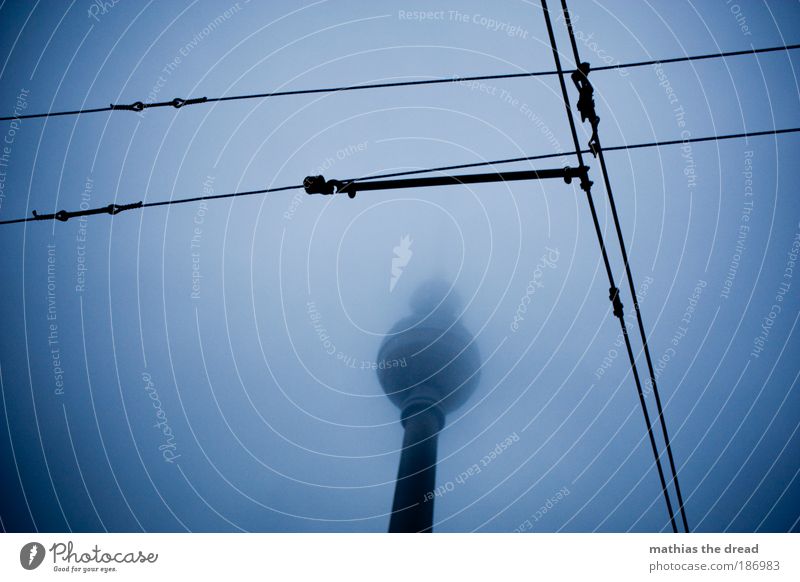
left=107, top=201, right=143, bottom=215
left=303, top=175, right=354, bottom=198
left=32, top=201, right=143, bottom=223
left=571, top=62, right=600, bottom=127
left=171, top=97, right=207, bottom=109
left=111, top=101, right=145, bottom=112
left=578, top=170, right=593, bottom=193
left=609, top=286, right=625, bottom=319
left=589, top=133, right=600, bottom=157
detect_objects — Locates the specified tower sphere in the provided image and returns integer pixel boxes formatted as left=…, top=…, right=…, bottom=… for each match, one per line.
left=377, top=281, right=480, bottom=417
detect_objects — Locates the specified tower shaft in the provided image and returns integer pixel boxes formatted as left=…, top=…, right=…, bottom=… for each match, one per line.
left=389, top=406, right=443, bottom=533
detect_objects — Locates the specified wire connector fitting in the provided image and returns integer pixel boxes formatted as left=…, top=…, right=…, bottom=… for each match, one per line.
left=170, top=97, right=208, bottom=108
left=111, top=97, right=208, bottom=113
left=303, top=175, right=354, bottom=198
left=571, top=62, right=602, bottom=156
left=111, top=101, right=145, bottom=112
left=609, top=286, right=624, bottom=319
left=32, top=201, right=143, bottom=222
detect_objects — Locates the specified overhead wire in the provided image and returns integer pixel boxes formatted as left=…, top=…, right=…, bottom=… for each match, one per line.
left=560, top=0, right=692, bottom=532
left=540, top=0, right=679, bottom=532
left=341, top=127, right=800, bottom=182
left=0, top=126, right=797, bottom=227
left=1, top=44, right=798, bottom=122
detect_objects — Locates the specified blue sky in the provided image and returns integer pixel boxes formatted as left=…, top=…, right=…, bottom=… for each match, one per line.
left=0, top=0, right=799, bottom=532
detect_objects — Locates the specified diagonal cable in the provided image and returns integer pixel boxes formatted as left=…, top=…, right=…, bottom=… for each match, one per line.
left=560, top=0, right=691, bottom=532
left=540, top=0, right=679, bottom=532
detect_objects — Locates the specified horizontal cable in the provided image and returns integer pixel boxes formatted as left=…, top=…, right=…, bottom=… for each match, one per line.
left=0, top=184, right=302, bottom=225
left=590, top=43, right=800, bottom=72
left=345, top=126, right=800, bottom=181
left=1, top=44, right=798, bottom=122
left=1, top=126, right=797, bottom=226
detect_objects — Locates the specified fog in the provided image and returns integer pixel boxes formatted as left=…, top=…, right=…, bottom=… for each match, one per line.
left=0, top=0, right=798, bottom=532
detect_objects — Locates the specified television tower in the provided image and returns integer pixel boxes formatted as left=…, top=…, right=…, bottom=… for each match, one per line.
left=377, top=280, right=481, bottom=532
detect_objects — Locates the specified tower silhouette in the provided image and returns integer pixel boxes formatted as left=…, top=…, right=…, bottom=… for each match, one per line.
left=377, top=280, right=481, bottom=532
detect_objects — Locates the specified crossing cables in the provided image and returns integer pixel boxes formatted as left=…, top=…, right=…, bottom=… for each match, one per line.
left=559, top=0, right=692, bottom=532
left=540, top=0, right=683, bottom=532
